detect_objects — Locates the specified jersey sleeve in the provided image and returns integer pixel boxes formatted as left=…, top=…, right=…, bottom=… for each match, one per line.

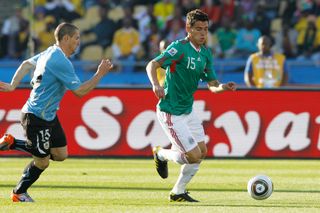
left=27, top=53, right=41, bottom=66
left=154, top=41, right=183, bottom=68
left=200, top=49, right=217, bottom=82
left=51, top=58, right=81, bottom=90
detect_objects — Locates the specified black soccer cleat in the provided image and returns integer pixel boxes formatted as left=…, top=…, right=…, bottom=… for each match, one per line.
left=152, top=146, right=168, bottom=179
left=169, top=192, right=199, bottom=202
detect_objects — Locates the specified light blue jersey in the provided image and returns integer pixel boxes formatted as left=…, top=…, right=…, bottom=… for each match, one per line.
left=22, top=45, right=81, bottom=121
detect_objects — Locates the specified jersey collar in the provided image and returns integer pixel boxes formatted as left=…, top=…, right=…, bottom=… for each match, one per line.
left=186, top=37, right=201, bottom=53
left=190, top=41, right=201, bottom=53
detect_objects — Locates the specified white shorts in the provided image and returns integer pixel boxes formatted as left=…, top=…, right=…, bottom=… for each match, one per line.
left=157, top=109, right=205, bottom=153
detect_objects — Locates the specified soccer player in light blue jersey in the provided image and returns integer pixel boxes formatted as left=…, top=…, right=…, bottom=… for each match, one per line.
left=146, top=9, right=236, bottom=202
left=0, top=22, right=113, bottom=202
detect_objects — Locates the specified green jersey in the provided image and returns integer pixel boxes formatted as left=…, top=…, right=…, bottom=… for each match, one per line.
left=155, top=38, right=217, bottom=115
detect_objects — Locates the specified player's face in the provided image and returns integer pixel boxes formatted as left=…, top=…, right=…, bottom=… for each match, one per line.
left=187, top=21, right=208, bottom=48
left=258, top=38, right=271, bottom=54
left=69, top=30, right=80, bottom=54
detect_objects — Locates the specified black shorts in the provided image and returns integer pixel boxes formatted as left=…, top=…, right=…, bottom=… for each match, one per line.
left=21, top=113, right=67, bottom=158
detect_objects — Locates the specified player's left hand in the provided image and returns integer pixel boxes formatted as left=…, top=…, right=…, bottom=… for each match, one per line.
left=0, top=82, right=15, bottom=92
left=97, top=59, right=113, bottom=75
left=223, top=82, right=237, bottom=91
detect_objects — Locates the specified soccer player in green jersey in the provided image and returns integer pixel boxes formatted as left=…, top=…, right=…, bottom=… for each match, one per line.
left=146, top=9, right=236, bottom=202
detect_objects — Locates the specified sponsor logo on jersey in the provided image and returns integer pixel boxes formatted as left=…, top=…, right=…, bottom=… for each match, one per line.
left=168, top=48, right=177, bottom=56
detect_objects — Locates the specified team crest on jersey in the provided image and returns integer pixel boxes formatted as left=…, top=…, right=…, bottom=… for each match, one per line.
left=168, top=47, right=177, bottom=56
left=197, top=57, right=201, bottom=62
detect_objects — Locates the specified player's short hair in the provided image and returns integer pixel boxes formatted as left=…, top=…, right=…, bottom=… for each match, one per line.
left=186, top=9, right=209, bottom=27
left=54, top=22, right=79, bottom=42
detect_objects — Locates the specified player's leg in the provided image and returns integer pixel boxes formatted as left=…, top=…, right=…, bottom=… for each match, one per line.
left=11, top=113, right=54, bottom=202
left=170, top=111, right=206, bottom=202
left=169, top=143, right=201, bottom=202
left=0, top=113, right=38, bottom=154
left=154, top=110, right=201, bottom=201
left=0, top=133, right=35, bottom=154
left=11, top=155, right=50, bottom=202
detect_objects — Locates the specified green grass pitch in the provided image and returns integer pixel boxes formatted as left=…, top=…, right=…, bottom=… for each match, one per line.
left=1, top=158, right=320, bottom=212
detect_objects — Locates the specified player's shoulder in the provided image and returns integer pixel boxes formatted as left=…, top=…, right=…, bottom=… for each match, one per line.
left=48, top=46, right=72, bottom=68
left=169, top=38, right=188, bottom=48
left=249, top=52, right=260, bottom=59
left=52, top=47, right=70, bottom=62
left=272, top=52, right=286, bottom=59
left=251, top=52, right=260, bottom=57
left=165, top=39, right=187, bottom=56
left=179, top=38, right=189, bottom=45
left=44, top=45, right=64, bottom=59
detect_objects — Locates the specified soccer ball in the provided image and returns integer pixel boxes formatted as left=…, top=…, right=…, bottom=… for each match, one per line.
left=247, top=175, right=273, bottom=200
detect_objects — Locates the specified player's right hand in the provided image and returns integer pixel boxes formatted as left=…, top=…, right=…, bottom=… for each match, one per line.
left=97, top=59, right=113, bottom=75
left=153, top=85, right=165, bottom=99
left=0, top=82, right=14, bottom=92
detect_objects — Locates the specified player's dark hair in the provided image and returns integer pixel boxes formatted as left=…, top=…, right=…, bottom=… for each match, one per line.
left=259, top=35, right=273, bottom=47
left=54, top=22, right=79, bottom=42
left=186, top=9, right=209, bottom=27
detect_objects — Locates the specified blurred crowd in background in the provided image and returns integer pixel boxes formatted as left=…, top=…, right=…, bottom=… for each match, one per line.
left=0, top=0, right=319, bottom=70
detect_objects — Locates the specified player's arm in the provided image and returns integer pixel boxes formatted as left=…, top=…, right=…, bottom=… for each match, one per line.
left=72, top=59, right=113, bottom=97
left=146, top=59, right=164, bottom=99
left=207, top=80, right=236, bottom=93
left=0, top=60, right=35, bottom=92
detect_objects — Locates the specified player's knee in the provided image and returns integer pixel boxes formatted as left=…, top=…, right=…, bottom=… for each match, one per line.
left=201, top=147, right=207, bottom=159
left=186, top=152, right=202, bottom=164
left=34, top=159, right=50, bottom=170
left=50, top=147, right=68, bottom=161
left=51, top=153, right=68, bottom=161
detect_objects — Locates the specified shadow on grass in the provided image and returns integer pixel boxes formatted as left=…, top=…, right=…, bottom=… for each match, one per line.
left=1, top=184, right=320, bottom=194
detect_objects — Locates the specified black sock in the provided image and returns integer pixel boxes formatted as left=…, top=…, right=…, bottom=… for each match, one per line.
left=14, top=161, right=44, bottom=194
left=11, top=139, right=34, bottom=155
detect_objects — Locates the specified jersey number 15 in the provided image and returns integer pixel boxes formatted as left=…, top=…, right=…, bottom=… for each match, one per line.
left=187, top=57, right=196, bottom=70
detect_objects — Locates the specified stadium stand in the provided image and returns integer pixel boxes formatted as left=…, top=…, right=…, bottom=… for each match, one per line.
left=0, top=0, right=319, bottom=87
left=80, top=45, right=104, bottom=61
